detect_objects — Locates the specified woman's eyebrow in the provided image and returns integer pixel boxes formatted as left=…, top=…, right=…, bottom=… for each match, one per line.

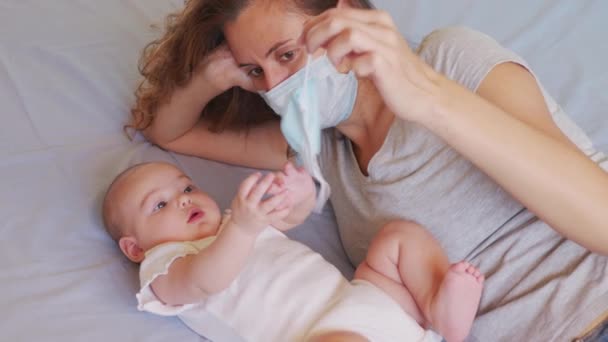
left=237, top=39, right=293, bottom=68
left=265, top=39, right=291, bottom=57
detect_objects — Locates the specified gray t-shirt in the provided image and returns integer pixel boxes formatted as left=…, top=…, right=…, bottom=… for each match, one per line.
left=319, top=27, right=607, bottom=341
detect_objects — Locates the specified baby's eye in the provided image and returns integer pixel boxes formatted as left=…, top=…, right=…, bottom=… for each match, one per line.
left=184, top=185, right=194, bottom=193
left=279, top=50, right=297, bottom=62
left=153, top=201, right=167, bottom=212
left=248, top=67, right=263, bottom=78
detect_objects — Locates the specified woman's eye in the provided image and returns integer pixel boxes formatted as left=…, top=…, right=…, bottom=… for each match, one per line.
left=248, top=67, right=263, bottom=78
left=280, top=50, right=296, bottom=62
left=153, top=201, right=167, bottom=212
left=184, top=185, right=194, bottom=193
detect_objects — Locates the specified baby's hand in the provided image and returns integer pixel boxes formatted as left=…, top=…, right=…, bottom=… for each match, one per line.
left=269, top=162, right=316, bottom=207
left=230, top=172, right=291, bottom=234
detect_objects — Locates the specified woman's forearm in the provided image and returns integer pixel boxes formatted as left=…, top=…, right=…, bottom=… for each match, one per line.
left=424, top=76, right=608, bottom=254
left=140, top=72, right=289, bottom=170
left=144, top=71, right=222, bottom=145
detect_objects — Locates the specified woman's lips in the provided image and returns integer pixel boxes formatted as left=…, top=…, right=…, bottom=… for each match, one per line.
left=188, top=209, right=205, bottom=223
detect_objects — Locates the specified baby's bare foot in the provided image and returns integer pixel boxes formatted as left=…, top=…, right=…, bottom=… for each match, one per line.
left=431, top=261, right=484, bottom=342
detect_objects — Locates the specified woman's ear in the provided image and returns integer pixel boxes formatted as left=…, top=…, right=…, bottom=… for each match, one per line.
left=119, top=236, right=145, bottom=263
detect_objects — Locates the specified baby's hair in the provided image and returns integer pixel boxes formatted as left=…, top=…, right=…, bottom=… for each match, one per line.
left=102, top=162, right=154, bottom=242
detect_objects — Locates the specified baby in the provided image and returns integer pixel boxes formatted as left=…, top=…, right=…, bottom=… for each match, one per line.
left=102, top=161, right=483, bottom=342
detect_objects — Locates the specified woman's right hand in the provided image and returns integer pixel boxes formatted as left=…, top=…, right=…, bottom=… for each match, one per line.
left=301, top=8, right=440, bottom=124
left=197, top=44, right=255, bottom=94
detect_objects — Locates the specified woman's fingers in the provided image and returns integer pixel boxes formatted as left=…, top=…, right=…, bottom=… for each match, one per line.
left=302, top=7, right=439, bottom=123
left=303, top=8, right=398, bottom=53
left=202, top=44, right=255, bottom=92
left=283, top=161, right=295, bottom=175
left=323, top=23, right=393, bottom=70
left=304, top=8, right=394, bottom=33
left=301, top=7, right=408, bottom=84
left=349, top=51, right=383, bottom=79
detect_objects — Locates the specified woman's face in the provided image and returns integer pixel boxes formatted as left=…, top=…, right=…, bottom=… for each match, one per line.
left=224, top=2, right=313, bottom=91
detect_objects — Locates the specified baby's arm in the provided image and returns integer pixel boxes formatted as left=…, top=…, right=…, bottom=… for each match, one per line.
left=270, top=162, right=316, bottom=231
left=150, top=173, right=290, bottom=306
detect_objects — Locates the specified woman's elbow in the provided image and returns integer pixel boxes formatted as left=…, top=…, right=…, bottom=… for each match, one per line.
left=141, top=125, right=172, bottom=149
left=590, top=223, right=608, bottom=256
left=576, top=215, right=608, bottom=256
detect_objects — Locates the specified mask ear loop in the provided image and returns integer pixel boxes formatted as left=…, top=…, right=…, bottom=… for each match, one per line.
left=299, top=54, right=312, bottom=112
left=298, top=54, right=330, bottom=213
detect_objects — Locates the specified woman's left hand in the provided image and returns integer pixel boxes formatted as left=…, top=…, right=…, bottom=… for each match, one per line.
left=301, top=8, right=440, bottom=123
left=269, top=162, right=316, bottom=207
left=230, top=173, right=291, bottom=234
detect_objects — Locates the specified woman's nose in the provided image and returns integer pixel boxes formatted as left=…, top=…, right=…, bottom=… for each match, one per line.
left=263, top=72, right=283, bottom=91
left=262, top=66, right=291, bottom=91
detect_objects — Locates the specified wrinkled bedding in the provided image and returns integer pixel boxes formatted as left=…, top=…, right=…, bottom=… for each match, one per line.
left=1, top=0, right=606, bottom=340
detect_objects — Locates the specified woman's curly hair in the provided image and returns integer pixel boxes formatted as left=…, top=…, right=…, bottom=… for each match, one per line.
left=127, top=0, right=374, bottom=135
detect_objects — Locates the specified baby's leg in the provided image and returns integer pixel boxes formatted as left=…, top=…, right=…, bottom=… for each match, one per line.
left=354, top=260, right=426, bottom=325
left=354, top=220, right=484, bottom=342
left=306, top=330, right=369, bottom=342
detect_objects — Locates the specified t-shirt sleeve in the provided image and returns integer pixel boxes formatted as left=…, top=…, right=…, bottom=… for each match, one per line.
left=415, top=26, right=606, bottom=162
left=136, top=237, right=215, bottom=316
left=416, top=26, right=525, bottom=92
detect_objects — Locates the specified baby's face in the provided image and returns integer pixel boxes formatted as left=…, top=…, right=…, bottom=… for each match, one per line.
left=115, top=163, right=221, bottom=255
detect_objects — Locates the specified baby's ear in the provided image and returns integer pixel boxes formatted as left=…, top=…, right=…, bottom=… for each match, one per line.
left=119, top=236, right=145, bottom=263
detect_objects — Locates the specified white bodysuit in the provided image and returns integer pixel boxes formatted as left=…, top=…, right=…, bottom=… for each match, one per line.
left=136, top=214, right=442, bottom=342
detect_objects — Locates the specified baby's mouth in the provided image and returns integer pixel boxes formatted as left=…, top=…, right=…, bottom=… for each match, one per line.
left=188, top=208, right=205, bottom=223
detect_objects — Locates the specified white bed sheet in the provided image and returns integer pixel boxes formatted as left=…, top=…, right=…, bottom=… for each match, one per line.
left=0, top=1, right=606, bottom=341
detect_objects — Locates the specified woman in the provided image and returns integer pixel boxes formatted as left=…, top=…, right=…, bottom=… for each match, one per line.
left=130, top=0, right=608, bottom=340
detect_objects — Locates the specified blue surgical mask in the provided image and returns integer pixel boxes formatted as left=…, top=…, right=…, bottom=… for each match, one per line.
left=260, top=54, right=358, bottom=129
left=259, top=55, right=358, bottom=212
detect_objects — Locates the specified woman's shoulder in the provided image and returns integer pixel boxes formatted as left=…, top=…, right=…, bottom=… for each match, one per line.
left=417, top=26, right=490, bottom=46
left=416, top=26, right=503, bottom=57
left=416, top=26, right=523, bottom=91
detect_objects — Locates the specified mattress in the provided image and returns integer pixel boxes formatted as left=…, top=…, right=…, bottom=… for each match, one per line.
left=1, top=0, right=606, bottom=341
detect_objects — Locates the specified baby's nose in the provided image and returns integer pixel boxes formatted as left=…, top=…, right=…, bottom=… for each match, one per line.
left=179, top=195, right=192, bottom=208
